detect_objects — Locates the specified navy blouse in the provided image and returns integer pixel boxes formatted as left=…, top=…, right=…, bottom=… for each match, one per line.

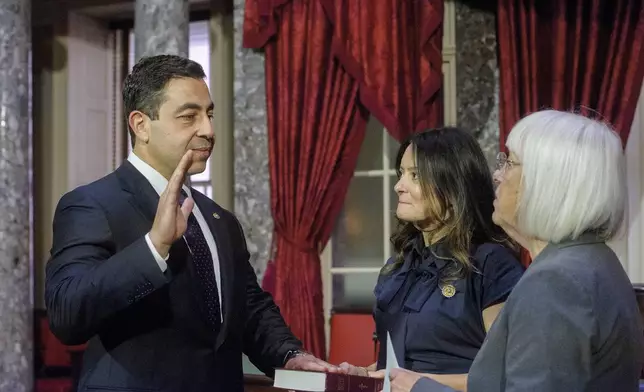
left=374, top=236, right=524, bottom=374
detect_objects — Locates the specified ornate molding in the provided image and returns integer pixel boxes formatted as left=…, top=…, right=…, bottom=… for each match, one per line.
left=33, top=0, right=209, bottom=26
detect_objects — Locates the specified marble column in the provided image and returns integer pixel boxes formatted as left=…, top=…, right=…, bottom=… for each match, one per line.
left=135, top=0, right=189, bottom=60
left=454, top=1, right=500, bottom=168
left=233, top=0, right=273, bottom=280
left=0, top=1, right=33, bottom=391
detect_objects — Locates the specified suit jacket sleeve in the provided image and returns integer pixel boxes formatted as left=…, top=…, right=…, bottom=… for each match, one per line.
left=233, top=218, right=302, bottom=376
left=45, top=189, right=169, bottom=345
left=503, top=266, right=593, bottom=391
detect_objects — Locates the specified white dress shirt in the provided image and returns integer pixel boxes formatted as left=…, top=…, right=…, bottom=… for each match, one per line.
left=128, top=153, right=223, bottom=320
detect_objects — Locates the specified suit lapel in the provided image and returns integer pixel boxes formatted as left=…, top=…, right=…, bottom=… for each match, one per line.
left=116, top=161, right=159, bottom=225
left=191, top=191, right=236, bottom=348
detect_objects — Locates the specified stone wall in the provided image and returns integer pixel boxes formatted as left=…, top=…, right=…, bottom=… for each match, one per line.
left=454, top=1, right=500, bottom=167
left=0, top=1, right=33, bottom=390
left=233, top=0, right=273, bottom=280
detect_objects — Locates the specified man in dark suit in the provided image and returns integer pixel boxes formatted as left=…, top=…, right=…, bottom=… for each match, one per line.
left=45, top=55, right=336, bottom=392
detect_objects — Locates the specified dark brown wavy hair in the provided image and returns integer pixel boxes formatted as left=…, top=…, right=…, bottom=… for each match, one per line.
left=382, top=128, right=514, bottom=283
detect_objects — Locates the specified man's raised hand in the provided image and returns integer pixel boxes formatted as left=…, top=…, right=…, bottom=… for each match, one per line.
left=149, top=151, right=195, bottom=258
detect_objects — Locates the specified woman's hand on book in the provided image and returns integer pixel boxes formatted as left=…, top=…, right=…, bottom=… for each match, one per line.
left=338, top=362, right=372, bottom=377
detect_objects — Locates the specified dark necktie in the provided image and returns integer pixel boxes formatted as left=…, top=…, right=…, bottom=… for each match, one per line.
left=180, top=190, right=221, bottom=332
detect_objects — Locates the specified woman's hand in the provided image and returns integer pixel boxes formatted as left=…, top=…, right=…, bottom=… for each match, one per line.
left=371, top=369, right=467, bottom=391
left=338, top=362, right=370, bottom=377
left=388, top=368, right=423, bottom=392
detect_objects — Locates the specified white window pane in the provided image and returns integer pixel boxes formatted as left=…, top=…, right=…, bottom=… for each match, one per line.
left=128, top=31, right=135, bottom=71
left=387, top=132, right=402, bottom=170
left=188, top=20, right=210, bottom=85
left=205, top=185, right=213, bottom=199
left=388, top=176, right=400, bottom=247
left=355, top=116, right=383, bottom=171
left=333, top=177, right=384, bottom=268
left=332, top=273, right=379, bottom=310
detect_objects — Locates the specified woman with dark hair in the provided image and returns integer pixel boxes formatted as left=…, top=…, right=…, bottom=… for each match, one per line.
left=340, top=128, right=524, bottom=391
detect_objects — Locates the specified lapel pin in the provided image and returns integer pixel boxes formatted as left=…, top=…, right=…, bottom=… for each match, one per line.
left=441, top=284, right=456, bottom=298
left=212, top=212, right=220, bottom=219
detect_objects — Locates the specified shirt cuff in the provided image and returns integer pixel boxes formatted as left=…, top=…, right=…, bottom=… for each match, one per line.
left=145, top=233, right=169, bottom=272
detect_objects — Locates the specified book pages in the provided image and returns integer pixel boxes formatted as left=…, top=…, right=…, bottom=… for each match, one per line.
left=383, top=331, right=400, bottom=392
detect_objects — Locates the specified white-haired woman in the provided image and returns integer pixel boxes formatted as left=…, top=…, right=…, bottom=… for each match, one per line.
left=384, top=110, right=644, bottom=392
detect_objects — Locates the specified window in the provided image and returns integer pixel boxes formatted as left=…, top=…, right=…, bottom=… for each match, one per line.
left=322, top=0, right=458, bottom=351
left=126, top=21, right=213, bottom=199
left=329, top=121, right=400, bottom=311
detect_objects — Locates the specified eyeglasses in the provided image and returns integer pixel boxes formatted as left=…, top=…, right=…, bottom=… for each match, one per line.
left=496, top=152, right=521, bottom=173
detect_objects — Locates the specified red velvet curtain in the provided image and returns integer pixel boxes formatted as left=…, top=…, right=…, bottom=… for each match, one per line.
left=244, top=0, right=444, bottom=357
left=318, top=0, right=445, bottom=141
left=245, top=1, right=445, bottom=142
left=497, top=0, right=644, bottom=265
left=245, top=0, right=368, bottom=358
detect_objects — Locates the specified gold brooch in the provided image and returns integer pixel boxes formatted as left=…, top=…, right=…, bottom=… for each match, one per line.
left=441, top=284, right=456, bottom=298
left=212, top=212, right=220, bottom=219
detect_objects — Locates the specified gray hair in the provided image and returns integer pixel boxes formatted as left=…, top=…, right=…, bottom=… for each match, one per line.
left=507, top=110, right=626, bottom=243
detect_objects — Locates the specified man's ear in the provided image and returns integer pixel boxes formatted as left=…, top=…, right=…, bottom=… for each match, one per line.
left=128, top=111, right=150, bottom=144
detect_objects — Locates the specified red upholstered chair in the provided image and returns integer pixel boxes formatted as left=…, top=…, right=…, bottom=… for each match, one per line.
left=39, top=316, right=73, bottom=368
left=34, top=311, right=87, bottom=392
left=327, top=312, right=379, bottom=367
left=35, top=379, right=73, bottom=392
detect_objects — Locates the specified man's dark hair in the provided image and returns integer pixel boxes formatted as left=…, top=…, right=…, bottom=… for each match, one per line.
left=123, top=54, right=206, bottom=147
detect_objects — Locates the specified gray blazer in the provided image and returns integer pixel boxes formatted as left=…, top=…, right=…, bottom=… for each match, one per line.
left=411, top=234, right=644, bottom=392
